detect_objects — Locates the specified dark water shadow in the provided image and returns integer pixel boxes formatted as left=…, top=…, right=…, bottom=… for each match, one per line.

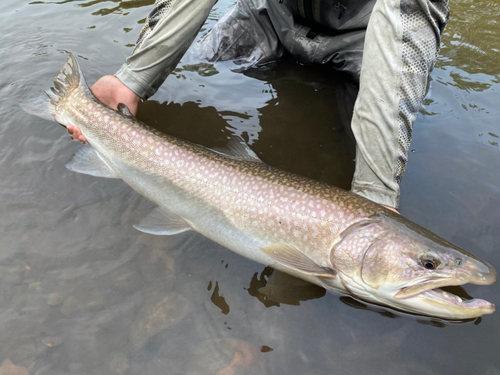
left=139, top=61, right=359, bottom=191
left=246, top=267, right=326, bottom=307
left=137, top=100, right=235, bottom=149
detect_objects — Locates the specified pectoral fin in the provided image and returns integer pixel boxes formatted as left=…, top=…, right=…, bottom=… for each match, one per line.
left=260, top=243, right=336, bottom=279
left=66, top=146, right=118, bottom=178
left=134, top=207, right=192, bottom=235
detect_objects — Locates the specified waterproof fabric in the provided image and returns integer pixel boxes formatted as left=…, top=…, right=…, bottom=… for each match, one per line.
left=115, top=0, right=449, bottom=207
left=194, top=0, right=375, bottom=80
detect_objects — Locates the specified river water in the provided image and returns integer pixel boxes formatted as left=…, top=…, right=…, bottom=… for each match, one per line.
left=0, top=0, right=499, bottom=374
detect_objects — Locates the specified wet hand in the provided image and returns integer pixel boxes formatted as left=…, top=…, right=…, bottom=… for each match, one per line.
left=66, top=75, right=140, bottom=144
left=67, top=124, right=87, bottom=144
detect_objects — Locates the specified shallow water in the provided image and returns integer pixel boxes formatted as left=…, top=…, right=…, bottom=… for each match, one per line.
left=1, top=0, right=499, bottom=374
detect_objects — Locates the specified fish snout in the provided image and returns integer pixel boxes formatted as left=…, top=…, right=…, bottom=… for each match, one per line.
left=460, top=257, right=497, bottom=286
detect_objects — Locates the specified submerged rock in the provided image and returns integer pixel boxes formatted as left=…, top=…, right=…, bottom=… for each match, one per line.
left=214, top=339, right=262, bottom=375
left=129, top=293, right=191, bottom=350
left=46, top=292, right=63, bottom=307
left=60, top=296, right=79, bottom=316
left=0, top=359, right=29, bottom=375
left=137, top=247, right=176, bottom=283
left=41, top=336, right=63, bottom=348
left=184, top=338, right=263, bottom=375
left=86, top=296, right=105, bottom=311
left=27, top=282, right=41, bottom=292
left=109, top=267, right=143, bottom=294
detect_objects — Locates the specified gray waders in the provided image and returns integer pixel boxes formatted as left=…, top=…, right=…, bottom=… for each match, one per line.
left=115, top=0, right=450, bottom=208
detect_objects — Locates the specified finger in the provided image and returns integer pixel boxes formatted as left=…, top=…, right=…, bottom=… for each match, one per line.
left=67, top=124, right=74, bottom=134
left=72, top=127, right=81, bottom=139
left=78, top=135, right=87, bottom=144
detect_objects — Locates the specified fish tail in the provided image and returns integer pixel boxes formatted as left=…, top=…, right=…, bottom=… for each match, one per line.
left=20, top=54, right=90, bottom=124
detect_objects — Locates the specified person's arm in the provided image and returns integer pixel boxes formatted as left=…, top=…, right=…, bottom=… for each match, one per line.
left=350, top=0, right=449, bottom=209
left=115, top=0, right=218, bottom=100
left=69, top=0, right=218, bottom=143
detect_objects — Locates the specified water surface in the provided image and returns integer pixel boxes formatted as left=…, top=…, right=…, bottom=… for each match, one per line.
left=1, top=0, right=499, bottom=374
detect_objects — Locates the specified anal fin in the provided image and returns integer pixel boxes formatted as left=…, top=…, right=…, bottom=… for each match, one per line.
left=134, top=207, right=192, bottom=236
left=260, top=243, right=336, bottom=279
left=66, top=146, right=118, bottom=178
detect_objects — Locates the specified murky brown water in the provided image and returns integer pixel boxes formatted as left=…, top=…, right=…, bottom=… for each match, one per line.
left=1, top=0, right=499, bottom=374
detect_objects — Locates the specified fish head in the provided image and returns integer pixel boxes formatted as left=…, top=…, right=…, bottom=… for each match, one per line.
left=356, top=213, right=497, bottom=319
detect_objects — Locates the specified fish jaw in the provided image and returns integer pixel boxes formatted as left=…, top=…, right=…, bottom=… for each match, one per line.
left=334, top=212, right=498, bottom=319
left=389, top=263, right=497, bottom=319
left=338, top=270, right=496, bottom=319
left=390, top=248, right=497, bottom=319
left=375, top=283, right=496, bottom=320
left=413, top=288, right=495, bottom=319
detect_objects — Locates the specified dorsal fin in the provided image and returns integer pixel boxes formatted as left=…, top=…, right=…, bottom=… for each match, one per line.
left=211, top=137, right=263, bottom=162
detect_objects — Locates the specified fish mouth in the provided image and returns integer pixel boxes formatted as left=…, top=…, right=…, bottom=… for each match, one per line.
left=394, top=278, right=496, bottom=319
left=421, top=287, right=494, bottom=311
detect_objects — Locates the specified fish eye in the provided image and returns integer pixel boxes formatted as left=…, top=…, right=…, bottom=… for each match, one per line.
left=422, top=258, right=438, bottom=270
left=424, top=261, right=435, bottom=269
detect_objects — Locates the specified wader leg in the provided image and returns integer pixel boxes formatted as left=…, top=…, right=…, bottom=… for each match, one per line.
left=194, top=0, right=285, bottom=65
left=115, top=0, right=218, bottom=100
left=350, top=0, right=449, bottom=207
left=196, top=0, right=370, bottom=80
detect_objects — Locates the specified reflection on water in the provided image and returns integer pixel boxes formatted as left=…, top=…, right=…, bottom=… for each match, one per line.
left=174, top=63, right=220, bottom=77
left=209, top=281, right=231, bottom=315
left=339, top=296, right=399, bottom=319
left=247, top=267, right=326, bottom=308
left=439, top=0, right=500, bottom=78
left=30, top=0, right=156, bottom=12
left=1, top=0, right=500, bottom=374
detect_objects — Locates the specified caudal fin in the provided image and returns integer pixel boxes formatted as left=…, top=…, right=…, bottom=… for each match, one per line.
left=20, top=54, right=90, bottom=124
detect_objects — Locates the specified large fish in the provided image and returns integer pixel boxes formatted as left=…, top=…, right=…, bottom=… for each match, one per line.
left=22, top=55, right=497, bottom=320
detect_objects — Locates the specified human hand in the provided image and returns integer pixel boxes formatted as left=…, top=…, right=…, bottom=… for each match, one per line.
left=67, top=124, right=87, bottom=144
left=68, top=75, right=140, bottom=143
